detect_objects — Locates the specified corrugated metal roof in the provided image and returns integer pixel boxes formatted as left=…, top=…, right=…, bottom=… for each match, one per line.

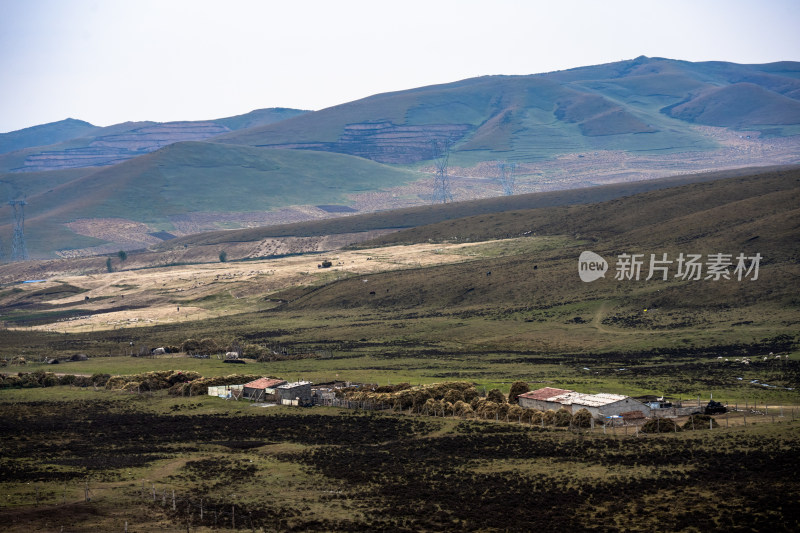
left=551, top=392, right=630, bottom=408
left=518, top=387, right=574, bottom=401
left=243, top=377, right=286, bottom=389
left=278, top=381, right=312, bottom=389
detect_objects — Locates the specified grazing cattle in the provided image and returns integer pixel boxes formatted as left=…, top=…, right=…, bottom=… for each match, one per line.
left=152, top=347, right=166, bottom=355
left=225, top=352, right=239, bottom=359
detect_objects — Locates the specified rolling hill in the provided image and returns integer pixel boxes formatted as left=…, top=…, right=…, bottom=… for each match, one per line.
left=275, top=165, right=800, bottom=317
left=0, top=118, right=99, bottom=155
left=0, top=142, right=422, bottom=257
left=0, top=108, right=308, bottom=172
left=2, top=57, right=800, bottom=260
left=217, top=56, right=800, bottom=164
left=0, top=166, right=796, bottom=360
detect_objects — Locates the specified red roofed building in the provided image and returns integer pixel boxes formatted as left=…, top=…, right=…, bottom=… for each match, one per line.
left=518, top=387, right=573, bottom=411
left=518, top=387, right=651, bottom=419
left=243, top=377, right=287, bottom=402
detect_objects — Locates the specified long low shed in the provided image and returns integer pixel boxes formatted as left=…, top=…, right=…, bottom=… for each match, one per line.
left=519, top=388, right=650, bottom=419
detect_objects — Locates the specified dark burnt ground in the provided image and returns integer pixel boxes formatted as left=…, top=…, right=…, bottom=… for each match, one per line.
left=1, top=400, right=799, bottom=531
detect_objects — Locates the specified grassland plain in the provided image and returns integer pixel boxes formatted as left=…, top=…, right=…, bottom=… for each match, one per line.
left=1, top=165, right=799, bottom=530
left=0, top=390, right=798, bottom=532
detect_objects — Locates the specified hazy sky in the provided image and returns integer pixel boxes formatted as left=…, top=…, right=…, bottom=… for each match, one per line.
left=1, top=0, right=799, bottom=133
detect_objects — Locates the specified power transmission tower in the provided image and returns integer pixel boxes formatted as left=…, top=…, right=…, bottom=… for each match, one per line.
left=9, top=200, right=29, bottom=261
left=431, top=138, right=453, bottom=204
left=497, top=161, right=518, bottom=196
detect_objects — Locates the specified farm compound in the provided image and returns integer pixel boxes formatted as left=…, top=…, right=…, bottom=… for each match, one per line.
left=518, top=387, right=651, bottom=419
left=276, top=381, right=313, bottom=406
left=242, top=377, right=287, bottom=402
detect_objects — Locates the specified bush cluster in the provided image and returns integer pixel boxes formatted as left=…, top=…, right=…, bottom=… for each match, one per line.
left=105, top=370, right=202, bottom=392
left=169, top=374, right=262, bottom=397
left=0, top=371, right=109, bottom=389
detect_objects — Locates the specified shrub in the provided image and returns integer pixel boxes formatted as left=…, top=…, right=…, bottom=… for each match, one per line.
left=553, top=408, right=572, bottom=427
left=453, top=400, right=471, bottom=417
left=1, top=374, right=21, bottom=388
left=91, top=373, right=111, bottom=387
left=198, top=338, right=219, bottom=355
left=59, top=374, right=76, bottom=386
left=393, top=390, right=414, bottom=410
left=412, top=389, right=433, bottom=412
left=462, top=387, right=479, bottom=403
left=572, top=408, right=593, bottom=428
left=508, top=404, right=525, bottom=422
left=374, top=383, right=412, bottom=393
left=508, top=381, right=530, bottom=404
left=479, top=401, right=499, bottom=419
left=486, top=388, right=506, bottom=404
left=496, top=403, right=510, bottom=420
left=443, top=389, right=465, bottom=404
left=642, top=417, right=681, bottom=433
left=72, top=376, right=93, bottom=387
left=181, top=339, right=200, bottom=354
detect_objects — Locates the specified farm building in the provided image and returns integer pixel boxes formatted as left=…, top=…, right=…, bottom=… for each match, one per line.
left=517, top=387, right=573, bottom=411
left=242, top=378, right=287, bottom=402
left=277, top=381, right=313, bottom=406
left=207, top=384, right=243, bottom=400
left=519, top=388, right=650, bottom=419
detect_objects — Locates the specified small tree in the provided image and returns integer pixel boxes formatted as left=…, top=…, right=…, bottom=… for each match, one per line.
left=219, top=250, right=227, bottom=262
left=117, top=250, right=127, bottom=262
left=508, top=381, right=530, bottom=404
left=106, top=257, right=113, bottom=272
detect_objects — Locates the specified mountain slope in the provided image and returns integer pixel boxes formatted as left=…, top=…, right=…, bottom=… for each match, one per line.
left=217, top=57, right=800, bottom=164
left=0, top=118, right=99, bottom=155
left=0, top=108, right=308, bottom=172
left=279, top=166, right=799, bottom=314
left=665, top=83, right=800, bottom=127
left=0, top=142, right=422, bottom=257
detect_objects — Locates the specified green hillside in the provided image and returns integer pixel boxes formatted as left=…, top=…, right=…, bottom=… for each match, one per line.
left=277, top=166, right=799, bottom=317
left=0, top=118, right=98, bottom=155
left=217, top=57, right=800, bottom=164
left=665, top=83, right=800, bottom=128
left=0, top=108, right=308, bottom=173
left=210, top=107, right=309, bottom=130
left=0, top=142, right=422, bottom=257
left=157, top=165, right=786, bottom=248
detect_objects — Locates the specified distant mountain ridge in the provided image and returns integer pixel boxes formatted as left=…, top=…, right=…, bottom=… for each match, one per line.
left=216, top=56, right=800, bottom=164
left=1, top=56, right=800, bottom=259
left=0, top=107, right=308, bottom=170
left=0, top=118, right=99, bottom=155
